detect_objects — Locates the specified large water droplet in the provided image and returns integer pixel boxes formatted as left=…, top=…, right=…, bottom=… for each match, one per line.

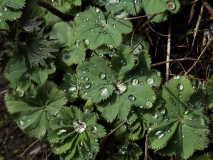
left=85, top=39, right=89, bottom=45
left=155, top=131, right=162, bottom=136
left=115, top=82, right=127, bottom=94
left=158, top=133, right=165, bottom=139
left=57, top=129, right=67, bottom=136
left=99, top=88, right=109, bottom=96
left=91, top=126, right=97, bottom=133
left=147, top=77, right=154, bottom=85
left=84, top=83, right=91, bottom=89
left=131, top=78, right=139, bottom=85
left=99, top=73, right=106, bottom=79
left=73, top=119, right=87, bottom=133
left=69, top=85, right=77, bottom=91
left=19, top=120, right=25, bottom=126
left=166, top=1, right=175, bottom=9
left=128, top=95, right=136, bottom=101
left=177, top=84, right=184, bottom=91
left=152, top=114, right=158, bottom=119
left=145, top=101, right=153, bottom=108
left=96, top=8, right=100, bottom=13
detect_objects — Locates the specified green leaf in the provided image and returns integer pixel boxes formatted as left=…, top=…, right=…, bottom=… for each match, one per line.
left=114, top=142, right=143, bottom=160
left=207, top=79, right=213, bottom=111
left=189, top=151, right=213, bottom=160
left=4, top=57, right=55, bottom=91
left=59, top=73, right=78, bottom=102
left=48, top=106, right=106, bottom=159
left=5, top=81, right=67, bottom=139
left=148, top=76, right=209, bottom=160
left=50, top=22, right=86, bottom=65
left=74, top=6, right=132, bottom=49
left=0, top=0, right=25, bottom=29
left=21, top=29, right=58, bottom=68
left=77, top=47, right=161, bottom=122
left=94, top=0, right=143, bottom=15
left=142, top=0, right=180, bottom=22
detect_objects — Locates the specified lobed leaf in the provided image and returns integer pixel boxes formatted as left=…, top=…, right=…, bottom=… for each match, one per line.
left=148, top=76, right=209, bottom=160
left=4, top=81, right=67, bottom=139
left=4, top=57, right=55, bottom=91
left=48, top=106, right=106, bottom=159
left=50, top=22, right=86, bottom=65
left=77, top=46, right=161, bottom=122
left=74, top=6, right=132, bottom=49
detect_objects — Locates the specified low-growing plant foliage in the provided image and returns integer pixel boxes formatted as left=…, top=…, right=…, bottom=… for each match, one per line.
left=0, top=0, right=213, bottom=159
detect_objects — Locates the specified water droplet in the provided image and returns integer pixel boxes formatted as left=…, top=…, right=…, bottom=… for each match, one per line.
left=96, top=8, right=100, bottom=13
left=152, top=95, right=156, bottom=101
left=155, top=131, right=162, bottom=136
left=158, top=133, right=165, bottom=139
left=119, top=146, right=127, bottom=154
left=177, top=84, right=184, bottom=90
left=57, top=129, right=67, bottom=136
left=152, top=114, right=158, bottom=119
left=91, top=126, right=97, bottom=133
left=184, top=110, right=188, bottom=115
left=128, top=95, right=136, bottom=101
left=99, top=88, right=109, bottom=96
left=115, top=82, right=127, bottom=94
left=99, top=73, right=106, bottom=79
left=145, top=101, right=153, bottom=108
left=166, top=1, right=175, bottom=9
left=75, top=40, right=80, bottom=46
left=73, top=119, right=87, bottom=133
left=131, top=78, right=139, bottom=85
left=167, top=129, right=171, bottom=132
left=178, top=94, right=182, bottom=98
left=85, top=39, right=89, bottom=45
left=84, top=83, right=91, bottom=89
left=110, top=33, right=113, bottom=36
left=2, top=6, right=7, bottom=11
left=58, top=120, right=63, bottom=125
left=69, top=85, right=77, bottom=91
left=19, top=120, right=25, bottom=126
left=147, top=77, right=154, bottom=85
left=84, top=77, right=89, bottom=81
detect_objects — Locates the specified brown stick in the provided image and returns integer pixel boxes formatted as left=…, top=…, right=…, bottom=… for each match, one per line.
left=200, top=0, right=213, bottom=16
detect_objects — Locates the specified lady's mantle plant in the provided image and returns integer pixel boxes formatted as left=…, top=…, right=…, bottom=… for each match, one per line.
left=0, top=0, right=212, bottom=159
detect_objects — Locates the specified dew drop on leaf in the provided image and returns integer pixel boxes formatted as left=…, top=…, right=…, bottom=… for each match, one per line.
left=99, top=88, right=109, bottom=96
left=146, top=77, right=154, bottom=85
left=184, top=110, right=189, bottom=115
left=19, top=120, right=25, bottom=126
left=57, top=129, right=67, bottom=136
left=84, top=77, right=89, bottom=81
left=155, top=131, right=162, bottom=136
left=96, top=8, right=100, bottom=13
left=128, top=95, right=136, bottom=101
left=73, top=119, right=87, bottom=133
left=85, top=39, right=90, bottom=45
left=121, top=60, right=126, bottom=66
left=145, top=101, right=153, bottom=108
left=99, top=73, right=106, bottom=79
left=166, top=1, right=175, bottom=9
left=131, top=78, right=139, bottom=85
left=115, top=82, right=127, bottom=94
left=84, top=83, right=91, bottom=89
left=2, top=6, right=7, bottom=11
left=158, top=133, right=165, bottom=139
left=178, top=94, right=182, bottom=98
left=69, top=85, right=77, bottom=91
left=152, top=114, right=158, bottom=119
left=91, top=126, right=98, bottom=133
left=177, top=84, right=184, bottom=91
